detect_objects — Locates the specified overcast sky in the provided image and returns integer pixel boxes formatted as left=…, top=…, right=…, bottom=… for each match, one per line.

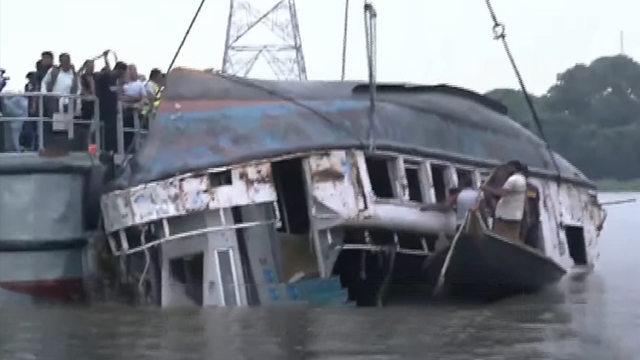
left=0, top=0, right=635, bottom=94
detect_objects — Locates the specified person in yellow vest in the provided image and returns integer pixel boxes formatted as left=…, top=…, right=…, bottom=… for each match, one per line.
left=142, top=68, right=164, bottom=120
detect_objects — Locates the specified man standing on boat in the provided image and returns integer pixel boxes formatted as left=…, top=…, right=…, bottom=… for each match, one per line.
left=481, top=160, right=528, bottom=243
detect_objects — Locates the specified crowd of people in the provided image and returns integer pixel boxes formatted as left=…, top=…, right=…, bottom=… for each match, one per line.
left=4, top=50, right=165, bottom=152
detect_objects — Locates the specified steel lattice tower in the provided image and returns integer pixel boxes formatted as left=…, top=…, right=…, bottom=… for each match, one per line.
left=221, top=0, right=307, bottom=80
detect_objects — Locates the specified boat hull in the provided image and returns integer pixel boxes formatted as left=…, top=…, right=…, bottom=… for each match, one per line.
left=443, top=215, right=567, bottom=300
left=0, top=249, right=86, bottom=305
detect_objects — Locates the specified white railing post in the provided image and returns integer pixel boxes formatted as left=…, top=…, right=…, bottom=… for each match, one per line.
left=133, top=110, right=141, bottom=151
left=116, top=101, right=125, bottom=154
left=37, top=93, right=44, bottom=150
left=93, top=97, right=101, bottom=151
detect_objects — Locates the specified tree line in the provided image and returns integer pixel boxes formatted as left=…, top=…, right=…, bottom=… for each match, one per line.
left=485, top=54, right=640, bottom=182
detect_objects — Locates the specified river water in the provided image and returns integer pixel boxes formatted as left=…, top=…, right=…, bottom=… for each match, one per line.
left=0, top=192, right=638, bottom=360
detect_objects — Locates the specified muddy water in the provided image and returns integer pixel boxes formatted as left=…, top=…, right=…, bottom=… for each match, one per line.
left=0, top=192, right=638, bottom=360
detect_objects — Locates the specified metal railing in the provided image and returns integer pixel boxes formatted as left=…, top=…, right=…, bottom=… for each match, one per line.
left=0, top=91, right=148, bottom=155
left=116, top=101, right=149, bottom=155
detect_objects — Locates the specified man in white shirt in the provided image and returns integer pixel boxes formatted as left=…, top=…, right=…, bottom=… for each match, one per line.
left=40, top=53, right=81, bottom=116
left=123, top=64, right=151, bottom=102
left=481, top=160, right=528, bottom=243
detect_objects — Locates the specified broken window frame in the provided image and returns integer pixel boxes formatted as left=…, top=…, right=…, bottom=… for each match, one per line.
left=454, top=166, right=481, bottom=190
left=426, top=160, right=457, bottom=204
left=400, top=157, right=430, bottom=203
left=477, top=169, right=493, bottom=187
left=363, top=154, right=399, bottom=200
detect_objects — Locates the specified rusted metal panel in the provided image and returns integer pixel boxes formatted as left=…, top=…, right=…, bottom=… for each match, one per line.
left=236, top=162, right=272, bottom=188
left=101, top=192, right=134, bottom=234
left=179, top=176, right=210, bottom=213
left=306, top=151, right=366, bottom=218
left=101, top=162, right=277, bottom=233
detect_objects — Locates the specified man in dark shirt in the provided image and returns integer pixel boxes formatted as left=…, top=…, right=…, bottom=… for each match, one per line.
left=96, top=61, right=127, bottom=152
left=35, top=51, right=54, bottom=85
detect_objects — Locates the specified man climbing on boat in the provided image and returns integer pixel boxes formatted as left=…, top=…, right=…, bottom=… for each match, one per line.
left=481, top=160, right=528, bottom=243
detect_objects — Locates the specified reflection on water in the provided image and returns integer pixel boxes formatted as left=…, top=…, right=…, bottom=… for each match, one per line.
left=0, top=193, right=638, bottom=360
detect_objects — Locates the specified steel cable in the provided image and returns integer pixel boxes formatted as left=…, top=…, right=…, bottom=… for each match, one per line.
left=484, top=0, right=562, bottom=179
left=115, top=0, right=207, bottom=175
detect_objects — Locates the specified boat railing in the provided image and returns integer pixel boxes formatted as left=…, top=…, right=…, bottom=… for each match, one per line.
left=101, top=162, right=281, bottom=256
left=108, top=209, right=280, bottom=257
left=116, top=101, right=149, bottom=155
left=0, top=91, right=148, bottom=156
left=320, top=228, right=432, bottom=256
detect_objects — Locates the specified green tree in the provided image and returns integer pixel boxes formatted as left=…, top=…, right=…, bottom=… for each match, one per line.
left=485, top=55, right=640, bottom=182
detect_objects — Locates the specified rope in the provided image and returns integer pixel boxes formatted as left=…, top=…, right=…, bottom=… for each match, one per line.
left=484, top=0, right=562, bottom=180
left=340, top=0, right=350, bottom=81
left=114, top=0, right=207, bottom=174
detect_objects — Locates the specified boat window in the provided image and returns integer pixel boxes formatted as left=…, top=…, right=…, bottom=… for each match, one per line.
left=208, top=170, right=232, bottom=186
left=271, top=158, right=310, bottom=234
left=404, top=161, right=423, bottom=202
left=430, top=163, right=448, bottom=203
left=365, top=156, right=394, bottom=199
left=456, top=168, right=476, bottom=189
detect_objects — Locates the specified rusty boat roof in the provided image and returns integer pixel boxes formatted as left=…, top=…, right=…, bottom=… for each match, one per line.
left=114, top=67, right=592, bottom=188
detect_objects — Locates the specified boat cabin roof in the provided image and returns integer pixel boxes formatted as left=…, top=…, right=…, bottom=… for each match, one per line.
left=117, top=67, right=590, bottom=188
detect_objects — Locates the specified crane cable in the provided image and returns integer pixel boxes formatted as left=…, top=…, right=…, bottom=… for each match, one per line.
left=484, top=0, right=562, bottom=180
left=115, top=0, right=207, bottom=174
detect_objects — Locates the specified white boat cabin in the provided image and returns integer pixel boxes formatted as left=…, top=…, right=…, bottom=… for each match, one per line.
left=100, top=149, right=605, bottom=308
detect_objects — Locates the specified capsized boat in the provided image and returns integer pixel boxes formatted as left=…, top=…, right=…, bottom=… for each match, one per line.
left=99, top=67, right=607, bottom=308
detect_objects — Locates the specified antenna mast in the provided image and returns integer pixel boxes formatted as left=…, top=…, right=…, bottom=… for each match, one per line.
left=221, top=0, right=308, bottom=80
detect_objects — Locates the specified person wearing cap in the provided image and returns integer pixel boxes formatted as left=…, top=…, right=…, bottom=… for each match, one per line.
left=481, top=160, right=528, bottom=243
